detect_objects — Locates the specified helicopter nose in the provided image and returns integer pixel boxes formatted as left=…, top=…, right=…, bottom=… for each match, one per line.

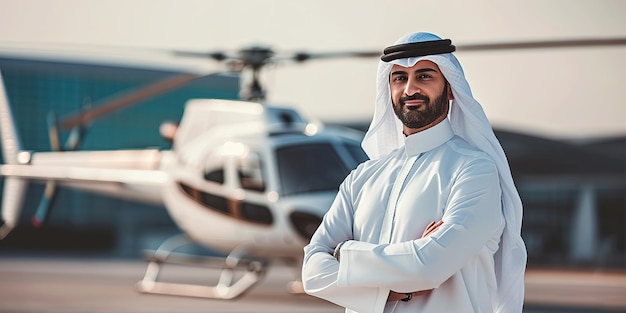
left=289, top=211, right=322, bottom=241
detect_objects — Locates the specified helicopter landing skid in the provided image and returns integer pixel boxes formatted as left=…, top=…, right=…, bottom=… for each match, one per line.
left=137, top=234, right=267, bottom=299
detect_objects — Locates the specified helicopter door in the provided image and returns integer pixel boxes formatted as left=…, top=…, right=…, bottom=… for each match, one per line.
left=233, top=151, right=273, bottom=226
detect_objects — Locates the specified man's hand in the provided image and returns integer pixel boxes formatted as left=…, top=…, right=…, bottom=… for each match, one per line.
left=387, top=290, right=433, bottom=302
left=387, top=220, right=443, bottom=302
left=422, top=220, right=443, bottom=238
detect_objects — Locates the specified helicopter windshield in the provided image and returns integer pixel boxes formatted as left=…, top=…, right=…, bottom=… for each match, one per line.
left=276, top=143, right=352, bottom=196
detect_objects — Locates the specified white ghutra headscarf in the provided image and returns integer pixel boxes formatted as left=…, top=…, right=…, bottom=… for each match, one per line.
left=362, top=32, right=527, bottom=313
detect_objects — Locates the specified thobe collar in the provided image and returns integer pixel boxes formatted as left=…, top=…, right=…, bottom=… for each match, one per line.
left=404, top=118, right=455, bottom=157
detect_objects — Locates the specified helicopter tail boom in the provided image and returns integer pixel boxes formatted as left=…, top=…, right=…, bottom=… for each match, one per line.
left=0, top=69, right=28, bottom=239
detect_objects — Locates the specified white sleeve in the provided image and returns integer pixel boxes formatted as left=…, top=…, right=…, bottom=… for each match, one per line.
left=302, top=172, right=389, bottom=313
left=337, top=159, right=503, bottom=292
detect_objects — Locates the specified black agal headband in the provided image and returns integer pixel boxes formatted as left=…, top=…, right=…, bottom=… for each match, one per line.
left=381, top=39, right=456, bottom=62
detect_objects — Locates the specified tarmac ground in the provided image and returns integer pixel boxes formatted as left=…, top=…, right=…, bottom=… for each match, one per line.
left=1, top=257, right=625, bottom=313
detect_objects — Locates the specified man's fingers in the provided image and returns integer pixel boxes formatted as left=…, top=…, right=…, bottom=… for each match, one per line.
left=428, top=220, right=443, bottom=235
left=387, top=292, right=405, bottom=302
left=433, top=220, right=443, bottom=230
left=414, top=289, right=433, bottom=296
left=422, top=221, right=436, bottom=237
left=422, top=220, right=443, bottom=238
left=389, top=222, right=439, bottom=302
left=387, top=290, right=434, bottom=302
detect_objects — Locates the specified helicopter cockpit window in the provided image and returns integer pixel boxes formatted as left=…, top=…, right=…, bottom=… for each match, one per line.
left=203, top=151, right=225, bottom=184
left=237, top=152, right=266, bottom=192
left=276, top=143, right=349, bottom=196
left=204, top=169, right=225, bottom=184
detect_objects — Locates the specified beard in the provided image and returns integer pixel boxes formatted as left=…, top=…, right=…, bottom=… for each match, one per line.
left=393, top=82, right=450, bottom=130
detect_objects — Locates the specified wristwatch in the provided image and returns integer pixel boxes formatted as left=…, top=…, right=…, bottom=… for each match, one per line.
left=400, top=292, right=412, bottom=302
left=333, top=241, right=347, bottom=261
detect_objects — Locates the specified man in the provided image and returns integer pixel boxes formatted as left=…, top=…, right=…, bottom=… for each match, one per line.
left=301, top=32, right=527, bottom=313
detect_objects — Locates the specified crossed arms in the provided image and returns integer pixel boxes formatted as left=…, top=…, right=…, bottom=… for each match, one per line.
left=301, top=159, right=503, bottom=313
left=385, top=220, right=442, bottom=302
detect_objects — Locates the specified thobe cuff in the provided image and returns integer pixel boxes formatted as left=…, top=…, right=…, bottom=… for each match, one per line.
left=336, top=240, right=354, bottom=286
left=337, top=240, right=378, bottom=287
left=337, top=240, right=390, bottom=312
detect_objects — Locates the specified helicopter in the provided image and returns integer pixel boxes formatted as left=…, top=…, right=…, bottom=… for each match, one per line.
left=0, top=44, right=380, bottom=299
left=1, top=37, right=625, bottom=300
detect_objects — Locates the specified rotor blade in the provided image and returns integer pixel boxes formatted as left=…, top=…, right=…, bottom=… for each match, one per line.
left=286, top=37, right=626, bottom=62
left=457, top=37, right=626, bottom=52
left=172, top=50, right=230, bottom=61
left=58, top=73, right=199, bottom=130
left=288, top=51, right=382, bottom=62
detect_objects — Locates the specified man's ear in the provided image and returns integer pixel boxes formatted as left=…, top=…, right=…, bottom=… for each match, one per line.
left=447, top=84, right=455, bottom=100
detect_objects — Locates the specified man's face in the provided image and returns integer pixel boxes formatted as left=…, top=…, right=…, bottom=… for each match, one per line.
left=389, top=60, right=452, bottom=135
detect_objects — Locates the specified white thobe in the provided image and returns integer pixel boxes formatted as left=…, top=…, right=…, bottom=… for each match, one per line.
left=302, top=119, right=505, bottom=313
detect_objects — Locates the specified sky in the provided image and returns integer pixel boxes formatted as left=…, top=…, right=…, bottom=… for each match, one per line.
left=0, top=0, right=624, bottom=140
